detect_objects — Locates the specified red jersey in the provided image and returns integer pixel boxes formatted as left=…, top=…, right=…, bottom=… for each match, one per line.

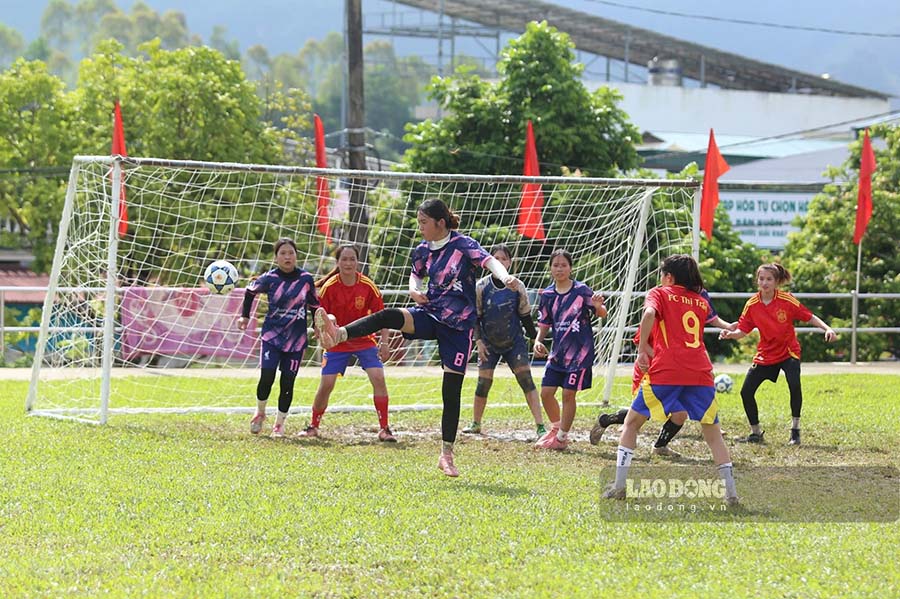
left=737, top=290, right=812, bottom=365
left=644, top=285, right=714, bottom=386
left=318, top=272, right=385, bottom=352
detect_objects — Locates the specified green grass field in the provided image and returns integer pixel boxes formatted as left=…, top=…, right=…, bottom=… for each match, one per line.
left=2, top=373, right=899, bottom=597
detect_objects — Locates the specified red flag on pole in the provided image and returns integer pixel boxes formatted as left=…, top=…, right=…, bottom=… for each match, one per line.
left=517, top=120, right=546, bottom=241
left=699, top=128, right=730, bottom=240
left=111, top=100, right=128, bottom=238
left=313, top=114, right=332, bottom=243
left=853, top=129, right=876, bottom=245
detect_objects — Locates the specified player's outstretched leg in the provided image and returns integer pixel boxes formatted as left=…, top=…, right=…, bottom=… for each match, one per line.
left=589, top=408, right=627, bottom=445
left=314, top=308, right=342, bottom=350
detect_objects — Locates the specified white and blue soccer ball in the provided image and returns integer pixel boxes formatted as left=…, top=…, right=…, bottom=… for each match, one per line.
left=714, top=373, right=734, bottom=394
left=203, top=260, right=239, bottom=295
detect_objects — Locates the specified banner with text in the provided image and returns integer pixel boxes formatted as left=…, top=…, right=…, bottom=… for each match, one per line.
left=719, top=191, right=812, bottom=250
left=120, top=287, right=258, bottom=362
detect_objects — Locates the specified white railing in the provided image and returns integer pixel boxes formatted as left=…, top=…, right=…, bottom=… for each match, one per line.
left=3, top=286, right=899, bottom=364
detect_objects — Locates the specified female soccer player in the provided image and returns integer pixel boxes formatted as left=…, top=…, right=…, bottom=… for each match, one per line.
left=720, top=262, right=836, bottom=446
left=462, top=244, right=545, bottom=438
left=532, top=249, right=607, bottom=450
left=298, top=244, right=396, bottom=442
left=238, top=237, right=318, bottom=438
left=589, top=290, right=736, bottom=457
left=603, top=254, right=738, bottom=505
left=314, top=198, right=520, bottom=477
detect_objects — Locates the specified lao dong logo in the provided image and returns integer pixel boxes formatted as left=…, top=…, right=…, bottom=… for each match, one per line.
left=627, top=477, right=726, bottom=499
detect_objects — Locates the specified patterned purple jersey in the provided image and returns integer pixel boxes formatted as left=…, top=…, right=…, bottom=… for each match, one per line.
left=537, top=280, right=597, bottom=371
left=411, top=231, right=492, bottom=330
left=245, top=267, right=319, bottom=353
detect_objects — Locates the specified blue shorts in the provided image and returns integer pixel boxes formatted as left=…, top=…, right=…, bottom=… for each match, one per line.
left=478, top=336, right=530, bottom=371
left=631, top=381, right=718, bottom=424
left=260, top=340, right=304, bottom=375
left=404, top=308, right=473, bottom=374
left=321, top=346, right=383, bottom=376
left=542, top=365, right=592, bottom=391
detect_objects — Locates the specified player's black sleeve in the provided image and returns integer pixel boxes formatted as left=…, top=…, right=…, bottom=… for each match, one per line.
left=241, top=288, right=258, bottom=318
left=519, top=313, right=537, bottom=339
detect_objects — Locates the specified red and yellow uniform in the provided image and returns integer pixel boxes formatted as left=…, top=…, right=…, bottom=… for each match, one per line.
left=644, top=285, right=714, bottom=387
left=737, top=290, right=812, bottom=365
left=317, top=272, right=384, bottom=353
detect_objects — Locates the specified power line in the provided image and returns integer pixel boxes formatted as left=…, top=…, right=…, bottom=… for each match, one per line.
left=584, top=0, right=900, bottom=38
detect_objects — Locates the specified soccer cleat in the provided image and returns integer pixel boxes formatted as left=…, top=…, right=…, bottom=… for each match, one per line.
left=535, top=423, right=547, bottom=437
left=462, top=421, right=482, bottom=434
left=725, top=495, right=741, bottom=507
left=314, top=307, right=341, bottom=350
left=298, top=425, right=319, bottom=438
left=378, top=427, right=397, bottom=442
left=543, top=435, right=569, bottom=451
left=249, top=412, right=266, bottom=435
left=438, top=453, right=459, bottom=477
left=789, top=428, right=801, bottom=446
left=602, top=485, right=626, bottom=500
left=271, top=423, right=285, bottom=438
left=589, top=414, right=613, bottom=446
left=736, top=431, right=765, bottom=444
left=652, top=445, right=681, bottom=458
left=533, top=427, right=560, bottom=448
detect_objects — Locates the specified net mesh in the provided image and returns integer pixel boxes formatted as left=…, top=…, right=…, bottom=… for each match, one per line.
left=28, top=156, right=698, bottom=421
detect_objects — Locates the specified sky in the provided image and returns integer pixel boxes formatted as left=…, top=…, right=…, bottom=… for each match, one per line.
left=3, top=0, right=899, bottom=99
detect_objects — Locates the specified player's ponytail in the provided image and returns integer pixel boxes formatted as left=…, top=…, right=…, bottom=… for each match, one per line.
left=661, top=254, right=704, bottom=293
left=315, top=244, right=360, bottom=288
left=418, top=198, right=460, bottom=230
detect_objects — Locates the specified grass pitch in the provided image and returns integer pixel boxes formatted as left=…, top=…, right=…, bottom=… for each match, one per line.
left=1, top=373, right=899, bottom=597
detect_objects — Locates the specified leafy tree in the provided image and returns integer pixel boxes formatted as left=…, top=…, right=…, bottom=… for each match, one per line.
left=0, top=24, right=25, bottom=68
left=209, top=25, right=240, bottom=61
left=782, top=125, right=900, bottom=360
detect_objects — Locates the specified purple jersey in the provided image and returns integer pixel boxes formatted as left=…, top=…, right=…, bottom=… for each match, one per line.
left=538, top=280, right=597, bottom=371
left=411, top=231, right=491, bottom=330
left=245, top=268, right=319, bottom=353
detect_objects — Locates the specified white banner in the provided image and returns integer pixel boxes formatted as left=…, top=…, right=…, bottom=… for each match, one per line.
left=719, top=191, right=813, bottom=250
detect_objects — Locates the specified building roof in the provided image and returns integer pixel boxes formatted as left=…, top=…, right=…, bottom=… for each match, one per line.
left=0, top=269, right=49, bottom=304
left=393, top=0, right=888, bottom=99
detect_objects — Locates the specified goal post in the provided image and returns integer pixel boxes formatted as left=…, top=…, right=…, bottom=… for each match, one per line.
left=27, top=155, right=699, bottom=423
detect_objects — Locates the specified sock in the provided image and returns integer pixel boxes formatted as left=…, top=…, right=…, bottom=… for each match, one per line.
left=344, top=308, right=405, bottom=340
left=550, top=421, right=560, bottom=431
left=750, top=423, right=762, bottom=435
left=442, top=441, right=454, bottom=455
left=792, top=417, right=800, bottom=429
left=255, top=400, right=267, bottom=415
left=276, top=410, right=288, bottom=425
left=614, top=445, right=634, bottom=489
left=556, top=429, right=569, bottom=442
left=611, top=409, right=628, bottom=425
left=311, top=407, right=325, bottom=428
left=373, top=395, right=389, bottom=429
left=717, top=462, right=738, bottom=499
left=337, top=327, right=348, bottom=344
left=654, top=419, right=683, bottom=448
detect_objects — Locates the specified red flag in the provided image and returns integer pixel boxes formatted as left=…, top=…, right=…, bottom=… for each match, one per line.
left=313, top=114, right=332, bottom=243
left=699, top=128, right=730, bottom=240
left=111, top=100, right=128, bottom=237
left=517, top=120, right=546, bottom=240
left=853, top=129, right=876, bottom=245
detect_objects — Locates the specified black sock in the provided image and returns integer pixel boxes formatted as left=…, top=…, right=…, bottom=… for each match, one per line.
left=611, top=408, right=628, bottom=425
left=345, top=308, right=405, bottom=339
left=441, top=371, right=465, bottom=443
left=654, top=419, right=683, bottom=448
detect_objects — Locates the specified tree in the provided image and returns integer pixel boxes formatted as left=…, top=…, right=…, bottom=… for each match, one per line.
left=0, top=24, right=25, bottom=69
left=402, top=21, right=640, bottom=177
left=782, top=125, right=900, bottom=360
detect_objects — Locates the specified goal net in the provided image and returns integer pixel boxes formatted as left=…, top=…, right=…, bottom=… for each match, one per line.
left=27, top=156, right=698, bottom=423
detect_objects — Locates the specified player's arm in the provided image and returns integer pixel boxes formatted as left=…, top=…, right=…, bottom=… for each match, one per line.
left=635, top=306, right=656, bottom=372
left=533, top=324, right=551, bottom=358
left=484, top=257, right=520, bottom=291
left=808, top=314, right=837, bottom=342
left=409, top=273, right=428, bottom=304
left=516, top=287, right=537, bottom=339
left=237, top=283, right=260, bottom=330
left=709, top=316, right=737, bottom=331
left=591, top=291, right=607, bottom=318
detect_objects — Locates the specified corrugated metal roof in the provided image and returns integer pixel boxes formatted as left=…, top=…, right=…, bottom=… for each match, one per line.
left=0, top=269, right=49, bottom=304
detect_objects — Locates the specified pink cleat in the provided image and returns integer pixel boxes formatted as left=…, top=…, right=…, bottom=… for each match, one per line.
left=271, top=423, right=285, bottom=438
left=314, top=308, right=341, bottom=350
left=378, top=427, right=397, bottom=442
left=533, top=427, right=560, bottom=448
left=297, top=425, right=319, bottom=438
left=438, top=453, right=459, bottom=477
left=543, top=435, right=569, bottom=451
left=249, top=412, right=266, bottom=435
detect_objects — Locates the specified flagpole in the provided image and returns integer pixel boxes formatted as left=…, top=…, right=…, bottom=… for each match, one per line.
left=851, top=239, right=862, bottom=364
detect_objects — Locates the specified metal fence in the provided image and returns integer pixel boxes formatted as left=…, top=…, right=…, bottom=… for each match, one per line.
left=3, top=287, right=898, bottom=364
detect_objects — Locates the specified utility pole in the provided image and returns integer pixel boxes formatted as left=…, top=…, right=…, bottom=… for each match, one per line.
left=346, top=0, right=369, bottom=266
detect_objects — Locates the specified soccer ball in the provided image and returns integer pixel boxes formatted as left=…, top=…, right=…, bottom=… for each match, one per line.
left=203, top=260, right=239, bottom=295
left=714, top=373, right=734, bottom=394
